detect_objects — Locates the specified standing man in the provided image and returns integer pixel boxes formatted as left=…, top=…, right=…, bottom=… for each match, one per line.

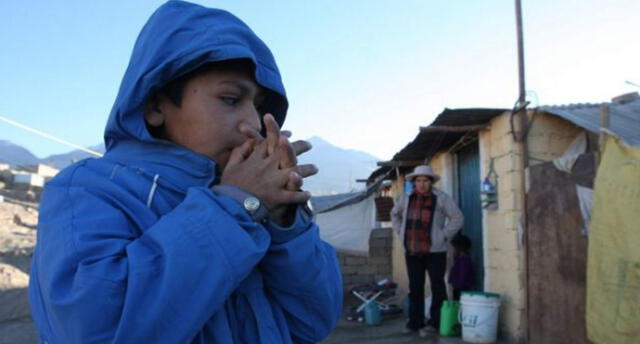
left=391, top=165, right=464, bottom=336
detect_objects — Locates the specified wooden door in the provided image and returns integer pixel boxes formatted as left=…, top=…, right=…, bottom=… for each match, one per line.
left=526, top=155, right=595, bottom=344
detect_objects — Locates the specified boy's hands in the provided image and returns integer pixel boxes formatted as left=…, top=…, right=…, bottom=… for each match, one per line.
left=239, top=114, right=317, bottom=189
left=220, top=138, right=309, bottom=216
left=262, top=114, right=317, bottom=191
left=221, top=114, right=317, bottom=226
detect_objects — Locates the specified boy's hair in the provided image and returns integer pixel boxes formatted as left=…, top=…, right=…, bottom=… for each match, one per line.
left=157, top=58, right=256, bottom=107
left=145, top=58, right=268, bottom=139
left=451, top=233, right=471, bottom=252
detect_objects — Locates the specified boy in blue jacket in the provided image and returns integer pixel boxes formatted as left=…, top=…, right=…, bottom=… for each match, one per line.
left=28, top=1, right=342, bottom=343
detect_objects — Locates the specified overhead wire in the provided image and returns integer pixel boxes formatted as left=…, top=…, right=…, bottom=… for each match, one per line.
left=0, top=115, right=103, bottom=157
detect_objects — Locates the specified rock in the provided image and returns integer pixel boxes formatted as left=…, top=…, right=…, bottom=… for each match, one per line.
left=0, top=202, right=37, bottom=274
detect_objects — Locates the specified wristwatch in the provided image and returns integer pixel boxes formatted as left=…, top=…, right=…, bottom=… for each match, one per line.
left=211, top=185, right=269, bottom=223
left=243, top=196, right=261, bottom=213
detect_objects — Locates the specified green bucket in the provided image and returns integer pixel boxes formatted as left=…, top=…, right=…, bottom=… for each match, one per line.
left=439, top=300, right=461, bottom=337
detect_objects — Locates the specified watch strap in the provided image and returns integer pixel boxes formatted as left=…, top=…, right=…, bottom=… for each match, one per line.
left=211, top=184, right=269, bottom=223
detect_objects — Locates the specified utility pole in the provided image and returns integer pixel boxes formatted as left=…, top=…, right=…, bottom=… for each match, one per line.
left=515, top=0, right=528, bottom=149
left=514, top=1, right=530, bottom=343
left=516, top=0, right=526, bottom=108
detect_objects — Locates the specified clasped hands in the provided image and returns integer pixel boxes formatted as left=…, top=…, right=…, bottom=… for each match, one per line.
left=220, top=114, right=317, bottom=226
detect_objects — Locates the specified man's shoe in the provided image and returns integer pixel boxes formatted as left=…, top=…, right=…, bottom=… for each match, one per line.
left=418, top=325, right=437, bottom=337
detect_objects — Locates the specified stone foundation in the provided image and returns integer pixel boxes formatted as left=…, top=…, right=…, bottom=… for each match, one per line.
left=336, top=227, right=392, bottom=287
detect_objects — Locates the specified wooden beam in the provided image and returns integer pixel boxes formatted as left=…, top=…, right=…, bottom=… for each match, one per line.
left=420, top=124, right=487, bottom=132
left=599, top=104, right=610, bottom=144
left=376, top=160, right=424, bottom=167
left=597, top=104, right=610, bottom=166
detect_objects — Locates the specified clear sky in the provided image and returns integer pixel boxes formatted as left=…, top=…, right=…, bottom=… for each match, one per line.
left=1, top=0, right=638, bottom=160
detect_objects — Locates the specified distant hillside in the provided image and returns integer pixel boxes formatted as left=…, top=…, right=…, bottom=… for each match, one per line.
left=0, top=138, right=379, bottom=195
left=0, top=140, right=39, bottom=167
left=299, top=137, right=379, bottom=195
left=40, top=144, right=105, bottom=169
left=0, top=141, right=104, bottom=170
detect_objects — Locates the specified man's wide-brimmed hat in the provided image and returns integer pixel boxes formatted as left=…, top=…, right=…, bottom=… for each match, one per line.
left=406, top=165, right=440, bottom=183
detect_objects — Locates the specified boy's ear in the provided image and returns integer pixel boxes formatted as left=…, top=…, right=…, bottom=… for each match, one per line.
left=144, top=94, right=166, bottom=127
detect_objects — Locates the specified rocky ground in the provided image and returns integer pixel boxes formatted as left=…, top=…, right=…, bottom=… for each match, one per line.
left=0, top=200, right=39, bottom=344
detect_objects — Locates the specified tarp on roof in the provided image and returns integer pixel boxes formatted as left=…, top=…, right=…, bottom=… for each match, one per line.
left=311, top=170, right=389, bottom=214
left=315, top=194, right=376, bottom=254
left=311, top=171, right=390, bottom=254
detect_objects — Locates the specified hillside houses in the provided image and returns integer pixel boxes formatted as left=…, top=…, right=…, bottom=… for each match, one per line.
left=0, top=163, right=59, bottom=203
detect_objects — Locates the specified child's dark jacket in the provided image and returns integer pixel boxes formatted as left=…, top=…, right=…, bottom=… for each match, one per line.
left=448, top=254, right=474, bottom=290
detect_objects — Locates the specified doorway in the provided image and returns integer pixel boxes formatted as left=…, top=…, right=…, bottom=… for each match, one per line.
left=456, top=141, right=484, bottom=291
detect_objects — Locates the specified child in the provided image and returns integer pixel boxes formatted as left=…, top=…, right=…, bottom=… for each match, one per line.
left=28, top=1, right=342, bottom=343
left=449, top=233, right=475, bottom=300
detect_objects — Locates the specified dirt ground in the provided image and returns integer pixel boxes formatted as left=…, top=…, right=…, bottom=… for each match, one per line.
left=319, top=291, right=512, bottom=344
left=321, top=315, right=470, bottom=344
left=0, top=200, right=38, bottom=344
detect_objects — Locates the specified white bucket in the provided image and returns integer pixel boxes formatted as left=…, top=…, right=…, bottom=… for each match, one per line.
left=459, top=291, right=501, bottom=343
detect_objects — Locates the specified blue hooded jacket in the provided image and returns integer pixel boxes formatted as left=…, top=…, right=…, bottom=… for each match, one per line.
left=28, top=1, right=342, bottom=343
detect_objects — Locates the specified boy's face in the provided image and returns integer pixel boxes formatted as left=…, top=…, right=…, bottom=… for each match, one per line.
left=145, top=68, right=264, bottom=169
left=414, top=176, right=432, bottom=193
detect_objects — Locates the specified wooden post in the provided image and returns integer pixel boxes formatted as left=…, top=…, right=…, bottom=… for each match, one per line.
left=598, top=104, right=610, bottom=166
left=514, top=0, right=531, bottom=342
left=515, top=0, right=526, bottom=107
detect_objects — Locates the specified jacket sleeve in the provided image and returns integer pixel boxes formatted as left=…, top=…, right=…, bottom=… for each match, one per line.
left=390, top=195, right=405, bottom=236
left=32, top=185, right=270, bottom=344
left=441, top=193, right=464, bottom=240
left=259, top=207, right=343, bottom=344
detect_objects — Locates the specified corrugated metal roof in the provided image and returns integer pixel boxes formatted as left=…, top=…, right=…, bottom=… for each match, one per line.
left=368, top=108, right=506, bottom=181
left=430, top=107, right=509, bottom=127
left=391, top=108, right=506, bottom=162
left=368, top=98, right=640, bottom=182
left=310, top=192, right=361, bottom=213
left=310, top=173, right=388, bottom=213
left=539, top=98, right=640, bottom=146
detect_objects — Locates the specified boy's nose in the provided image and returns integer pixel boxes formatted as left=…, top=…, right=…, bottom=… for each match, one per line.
left=247, top=105, right=262, bottom=132
left=238, top=105, right=263, bottom=139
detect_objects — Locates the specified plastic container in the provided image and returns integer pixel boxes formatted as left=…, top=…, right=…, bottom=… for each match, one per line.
left=439, top=300, right=461, bottom=337
left=364, top=302, right=381, bottom=326
left=459, top=291, right=501, bottom=343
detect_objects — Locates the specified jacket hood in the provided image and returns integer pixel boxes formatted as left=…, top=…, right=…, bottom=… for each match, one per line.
left=104, top=0, right=288, bottom=151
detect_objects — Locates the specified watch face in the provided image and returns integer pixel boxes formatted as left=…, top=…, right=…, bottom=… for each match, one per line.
left=243, top=197, right=260, bottom=212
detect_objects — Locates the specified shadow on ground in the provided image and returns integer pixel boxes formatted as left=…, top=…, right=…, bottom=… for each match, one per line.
left=320, top=293, right=469, bottom=344
left=321, top=294, right=511, bottom=344
left=321, top=314, right=474, bottom=344
left=0, top=316, right=37, bottom=344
